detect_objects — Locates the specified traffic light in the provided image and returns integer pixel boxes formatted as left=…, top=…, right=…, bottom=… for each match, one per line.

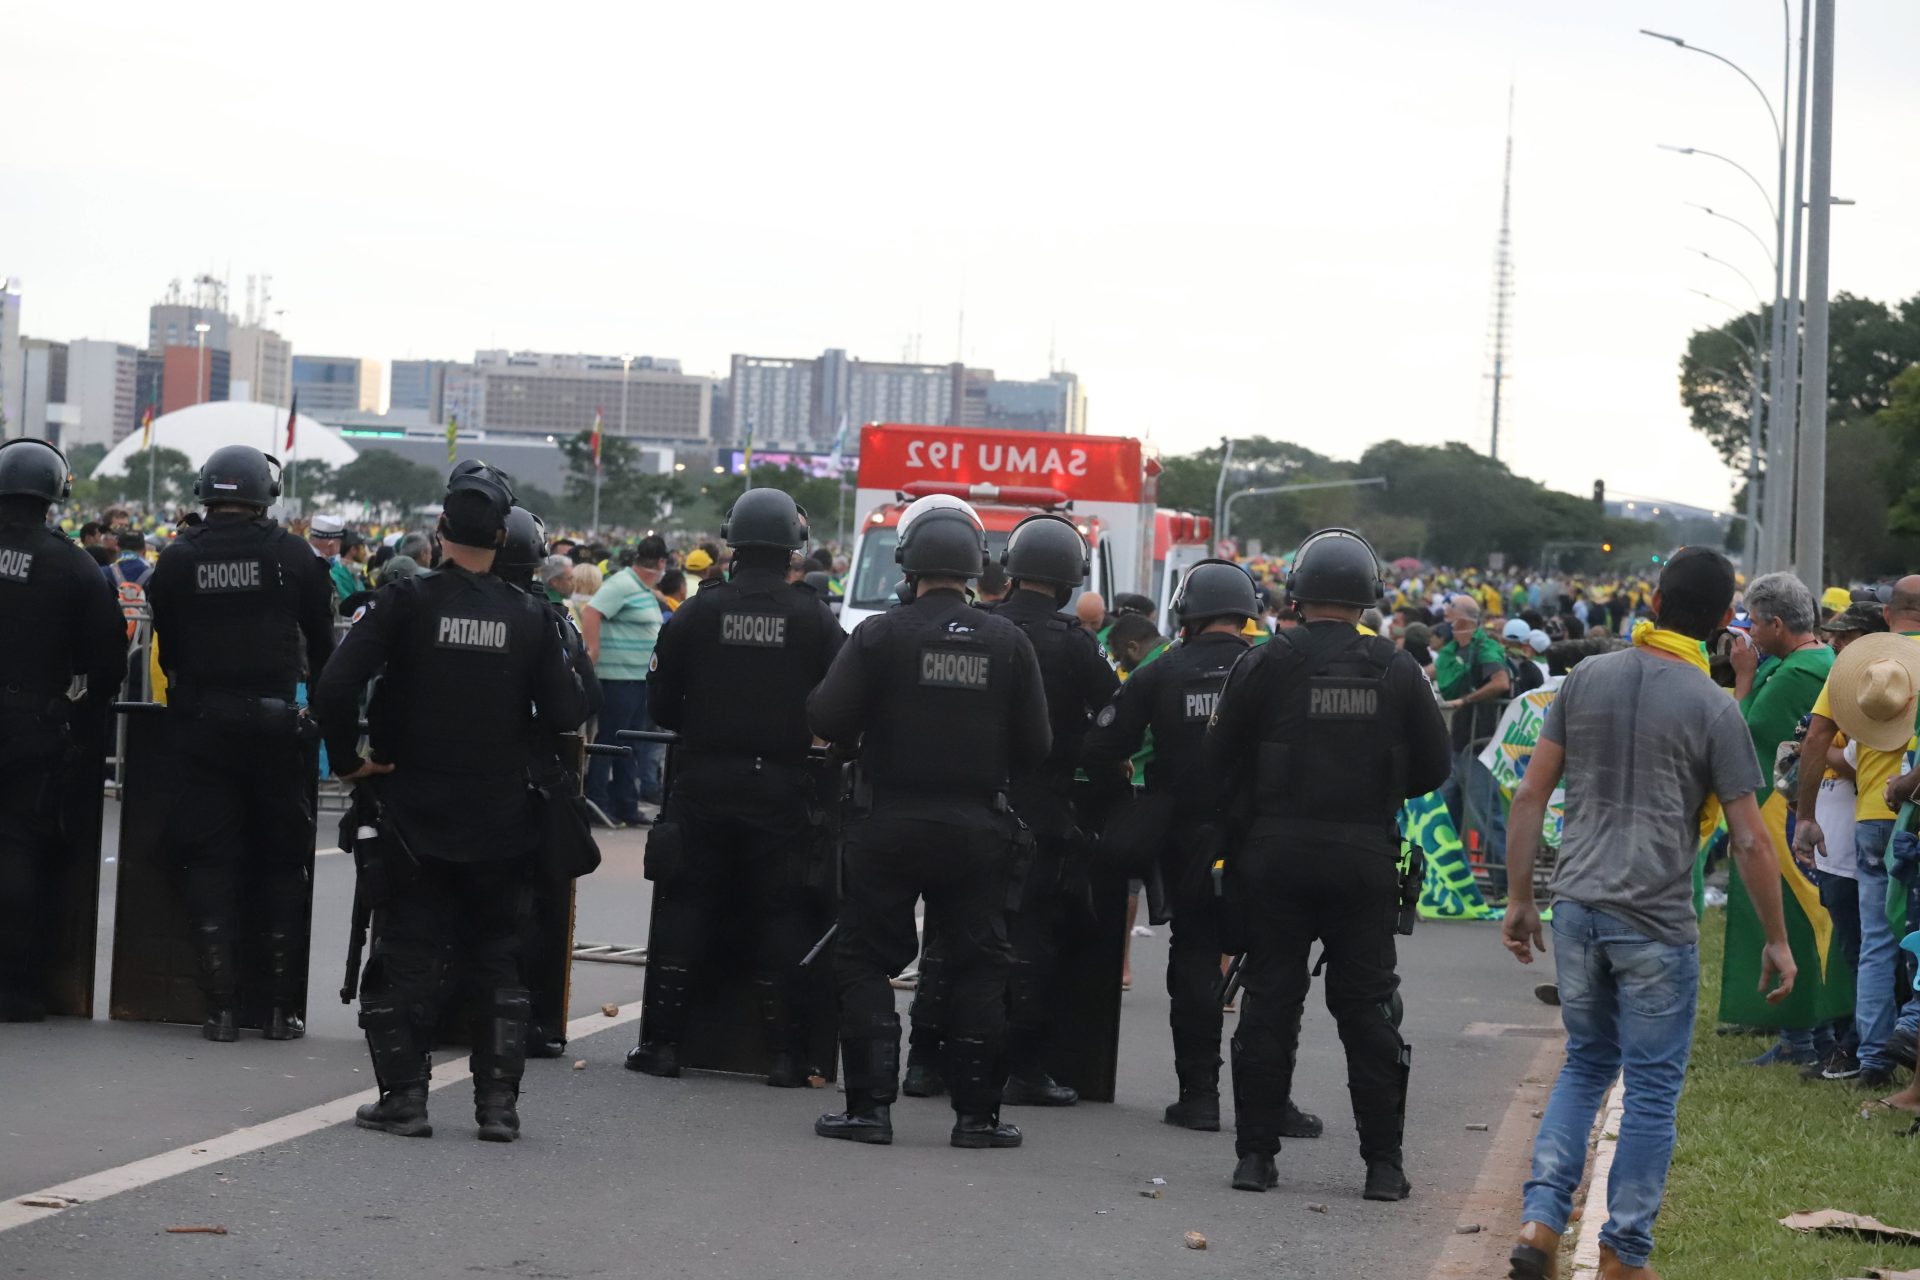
left=1593, top=479, right=1605, bottom=509
left=1650, top=552, right=1663, bottom=566
left=1602, top=542, right=1613, bottom=554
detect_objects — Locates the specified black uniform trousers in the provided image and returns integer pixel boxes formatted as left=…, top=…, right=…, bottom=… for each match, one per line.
left=362, top=851, right=530, bottom=1086
left=166, top=716, right=315, bottom=1003
left=1161, top=819, right=1228, bottom=1087
left=0, top=759, right=62, bottom=1009
left=645, top=757, right=820, bottom=1056
left=834, top=803, right=1017, bottom=1113
left=1231, top=821, right=1404, bottom=1160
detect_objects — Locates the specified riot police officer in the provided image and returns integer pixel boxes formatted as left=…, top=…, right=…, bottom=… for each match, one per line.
left=807, top=498, right=1051, bottom=1148
left=147, top=445, right=336, bottom=1042
left=627, top=487, right=844, bottom=1086
left=0, top=439, right=125, bottom=1021
left=1082, top=559, right=1321, bottom=1138
left=495, top=504, right=603, bottom=1058
left=1203, top=528, right=1450, bottom=1200
left=316, top=463, right=585, bottom=1143
left=903, top=512, right=1117, bottom=1106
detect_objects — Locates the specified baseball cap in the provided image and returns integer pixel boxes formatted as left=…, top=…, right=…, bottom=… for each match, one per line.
left=685, top=548, right=714, bottom=573
left=1821, top=602, right=1888, bottom=635
left=1528, top=629, right=1550, bottom=654
left=1502, top=618, right=1531, bottom=642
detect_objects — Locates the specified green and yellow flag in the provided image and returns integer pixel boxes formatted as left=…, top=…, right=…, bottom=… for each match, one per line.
left=1720, top=646, right=1854, bottom=1028
left=446, top=413, right=458, bottom=463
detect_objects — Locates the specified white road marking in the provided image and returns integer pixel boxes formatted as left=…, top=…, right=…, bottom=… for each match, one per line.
left=0, top=1002, right=647, bottom=1234
left=315, top=846, right=346, bottom=858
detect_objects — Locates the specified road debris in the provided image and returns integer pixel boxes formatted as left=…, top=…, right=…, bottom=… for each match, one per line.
left=1183, top=1231, right=1208, bottom=1250
left=164, top=1225, right=228, bottom=1235
left=600, top=1003, right=619, bottom=1017
left=1781, top=1210, right=1920, bottom=1246
left=18, top=1195, right=80, bottom=1210
left=572, top=1060, right=587, bottom=1071
left=1307, top=1203, right=1328, bottom=1214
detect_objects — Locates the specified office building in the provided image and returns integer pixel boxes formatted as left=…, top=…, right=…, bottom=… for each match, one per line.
left=723, top=348, right=1084, bottom=449
left=62, top=340, right=141, bottom=448
left=228, top=324, right=293, bottom=407
left=0, top=280, right=22, bottom=436
left=147, top=302, right=229, bottom=357
left=19, top=339, right=68, bottom=442
left=443, top=350, right=710, bottom=445
left=160, top=345, right=231, bottom=415
left=390, top=358, right=456, bottom=423
left=958, top=368, right=1087, bottom=434
left=291, top=355, right=381, bottom=416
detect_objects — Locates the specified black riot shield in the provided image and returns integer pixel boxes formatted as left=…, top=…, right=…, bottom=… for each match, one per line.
left=108, top=705, right=321, bottom=1029
left=1039, top=862, right=1128, bottom=1103
left=28, top=701, right=111, bottom=1018
left=639, top=745, right=840, bottom=1082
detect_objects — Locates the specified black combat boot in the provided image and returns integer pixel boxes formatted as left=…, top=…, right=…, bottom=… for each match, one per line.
left=355, top=994, right=431, bottom=1137
left=816, top=1019, right=898, bottom=1145
left=473, top=988, right=530, bottom=1143
left=261, top=931, right=305, bottom=1041
left=356, top=1083, right=432, bottom=1138
left=1000, top=1025, right=1076, bottom=1106
left=1356, top=1088, right=1411, bottom=1201
left=1164, top=1054, right=1223, bottom=1131
left=527, top=1025, right=567, bottom=1059
left=1282, top=1098, right=1324, bottom=1139
left=948, top=1035, right=1022, bottom=1148
left=626, top=961, right=692, bottom=1077
left=1231, top=1153, right=1279, bottom=1192
left=193, top=923, right=239, bottom=1043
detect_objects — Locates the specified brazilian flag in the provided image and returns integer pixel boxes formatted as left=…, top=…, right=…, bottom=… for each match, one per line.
left=1399, top=791, right=1497, bottom=921
left=1719, top=646, right=1855, bottom=1028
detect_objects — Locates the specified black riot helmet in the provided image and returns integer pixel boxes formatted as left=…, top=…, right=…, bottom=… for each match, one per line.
left=1286, top=527, right=1384, bottom=608
left=895, top=498, right=987, bottom=581
left=1001, top=513, right=1090, bottom=596
left=442, top=458, right=516, bottom=546
left=722, top=487, right=809, bottom=550
left=193, top=445, right=282, bottom=508
left=497, top=506, right=548, bottom=583
left=0, top=437, right=75, bottom=504
left=1171, top=558, right=1259, bottom=629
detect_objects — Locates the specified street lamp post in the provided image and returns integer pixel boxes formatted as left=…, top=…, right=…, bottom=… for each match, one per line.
left=1220, top=477, right=1388, bottom=546
left=1793, top=0, right=1835, bottom=588
left=1647, top=14, right=1792, bottom=572
left=193, top=321, right=211, bottom=406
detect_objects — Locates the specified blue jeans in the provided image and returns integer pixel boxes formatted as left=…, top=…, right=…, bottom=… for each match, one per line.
left=1854, top=820, right=1900, bottom=1072
left=587, top=679, right=655, bottom=823
left=1442, top=747, right=1508, bottom=893
left=1524, top=901, right=1698, bottom=1270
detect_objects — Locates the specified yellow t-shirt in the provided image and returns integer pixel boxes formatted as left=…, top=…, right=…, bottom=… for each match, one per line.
left=1812, top=672, right=1918, bottom=822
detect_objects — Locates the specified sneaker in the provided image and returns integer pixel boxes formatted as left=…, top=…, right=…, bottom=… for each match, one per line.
left=1853, top=1067, right=1901, bottom=1090
left=1889, top=1027, right=1918, bottom=1071
left=1532, top=983, right=1561, bottom=1007
left=1815, top=1052, right=1862, bottom=1081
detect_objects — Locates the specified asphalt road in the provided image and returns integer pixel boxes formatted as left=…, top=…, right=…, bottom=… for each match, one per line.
left=0, top=803, right=1558, bottom=1279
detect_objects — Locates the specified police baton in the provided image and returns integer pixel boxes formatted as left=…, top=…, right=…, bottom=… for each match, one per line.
left=799, top=923, right=838, bottom=968
left=1219, top=953, right=1246, bottom=1009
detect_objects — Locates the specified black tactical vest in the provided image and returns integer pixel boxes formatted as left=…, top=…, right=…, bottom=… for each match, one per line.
left=668, top=571, right=837, bottom=760
left=1251, top=625, right=1407, bottom=825
left=864, top=593, right=1020, bottom=796
left=384, top=569, right=546, bottom=775
left=1145, top=633, right=1248, bottom=794
left=0, top=521, right=82, bottom=706
left=163, top=517, right=302, bottom=696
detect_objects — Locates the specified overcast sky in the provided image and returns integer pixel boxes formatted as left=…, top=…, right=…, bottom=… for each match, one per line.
left=8, top=0, right=1917, bottom=510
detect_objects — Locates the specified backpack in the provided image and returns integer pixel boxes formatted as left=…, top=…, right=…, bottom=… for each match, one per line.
left=109, top=560, right=152, bottom=641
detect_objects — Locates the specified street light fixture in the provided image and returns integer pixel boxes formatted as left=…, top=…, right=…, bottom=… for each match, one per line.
left=1687, top=248, right=1767, bottom=311
left=1656, top=145, right=1777, bottom=221
left=1640, top=29, right=1784, bottom=148
left=1684, top=202, right=1777, bottom=271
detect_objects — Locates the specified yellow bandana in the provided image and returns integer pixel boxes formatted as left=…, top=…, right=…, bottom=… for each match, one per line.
left=1631, top=620, right=1710, bottom=677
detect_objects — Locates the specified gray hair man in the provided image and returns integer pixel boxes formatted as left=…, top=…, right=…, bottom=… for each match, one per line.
left=538, top=554, right=576, bottom=603
left=1732, top=572, right=1819, bottom=702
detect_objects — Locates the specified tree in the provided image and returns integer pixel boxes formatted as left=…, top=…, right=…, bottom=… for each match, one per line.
left=331, top=453, right=442, bottom=520
left=109, top=446, right=195, bottom=511
left=701, top=463, right=851, bottom=547
left=282, top=459, right=336, bottom=510
left=557, top=431, right=689, bottom=534
left=1680, top=293, right=1920, bottom=468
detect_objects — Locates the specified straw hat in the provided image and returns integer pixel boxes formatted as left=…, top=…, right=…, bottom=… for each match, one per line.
left=1826, top=632, right=1920, bottom=751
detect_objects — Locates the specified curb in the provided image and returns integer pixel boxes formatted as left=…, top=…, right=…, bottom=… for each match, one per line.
left=1569, top=1076, right=1627, bottom=1274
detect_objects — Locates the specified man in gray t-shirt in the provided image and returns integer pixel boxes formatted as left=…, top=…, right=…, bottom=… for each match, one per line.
left=1498, top=547, right=1794, bottom=1280
left=1539, top=646, right=1764, bottom=945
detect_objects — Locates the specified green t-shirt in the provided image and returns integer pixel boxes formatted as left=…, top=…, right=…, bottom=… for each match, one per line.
left=1434, top=627, right=1506, bottom=700
left=586, top=568, right=663, bottom=680
left=1739, top=643, right=1833, bottom=807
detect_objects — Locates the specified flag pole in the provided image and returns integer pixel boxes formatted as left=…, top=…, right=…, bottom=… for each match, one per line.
left=590, top=405, right=604, bottom=535
left=144, top=406, right=156, bottom=516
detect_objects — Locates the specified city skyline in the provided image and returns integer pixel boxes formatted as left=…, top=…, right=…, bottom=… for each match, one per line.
left=7, top=0, right=1918, bottom=509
